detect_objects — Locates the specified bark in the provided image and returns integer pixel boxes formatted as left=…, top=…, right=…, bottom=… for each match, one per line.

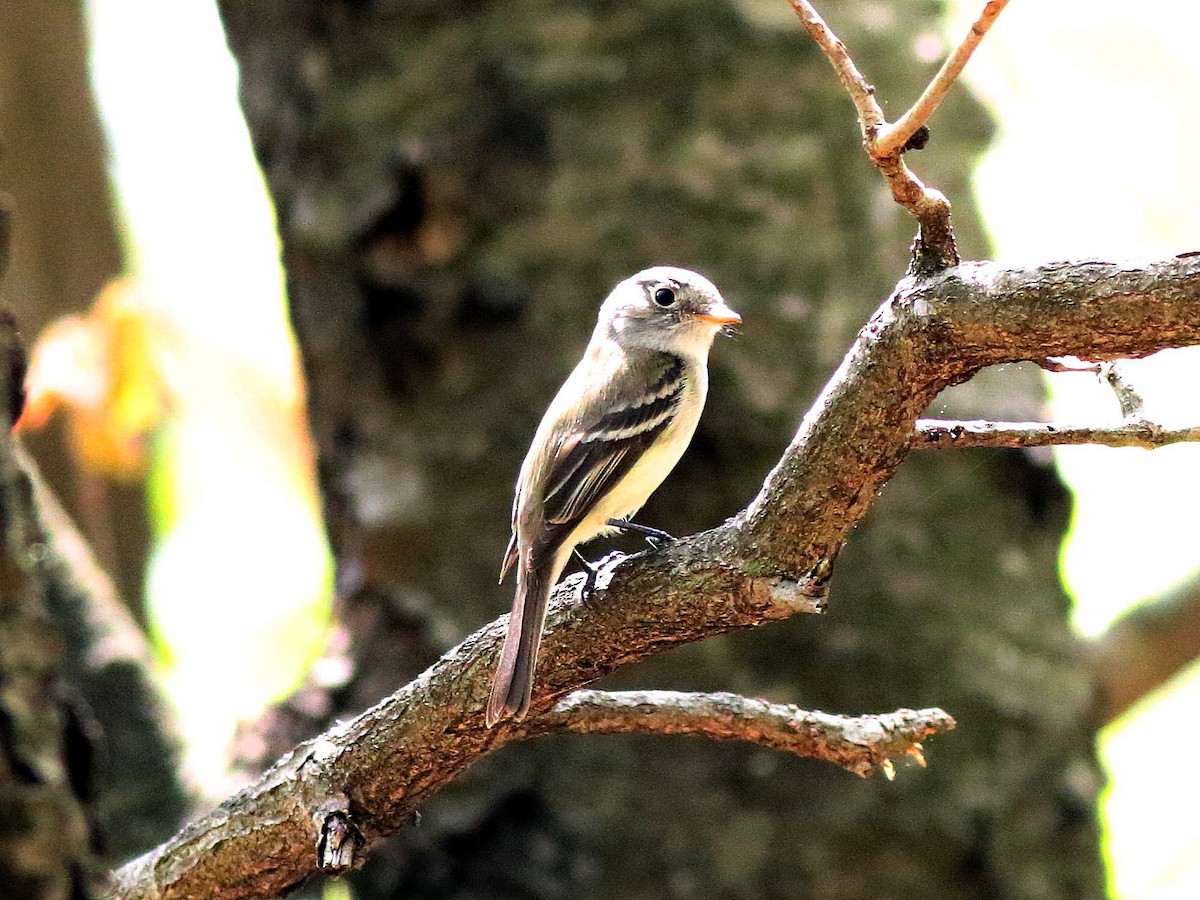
left=217, top=1, right=1111, bottom=898
left=0, top=179, right=97, bottom=900
left=913, top=418, right=1200, bottom=450
left=531, top=691, right=953, bottom=777
left=30, top=459, right=189, bottom=864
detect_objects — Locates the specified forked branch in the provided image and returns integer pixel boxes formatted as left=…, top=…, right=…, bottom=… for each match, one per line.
left=874, top=1, right=1012, bottom=157
left=788, top=0, right=1011, bottom=273
left=110, top=253, right=1200, bottom=900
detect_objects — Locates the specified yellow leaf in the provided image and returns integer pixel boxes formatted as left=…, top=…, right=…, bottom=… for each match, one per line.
left=21, top=277, right=169, bottom=479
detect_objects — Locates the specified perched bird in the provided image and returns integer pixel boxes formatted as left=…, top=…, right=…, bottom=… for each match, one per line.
left=486, top=266, right=741, bottom=726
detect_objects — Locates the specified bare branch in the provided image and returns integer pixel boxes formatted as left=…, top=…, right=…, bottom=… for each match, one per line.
left=911, top=419, right=1200, bottom=451
left=109, top=254, right=1200, bottom=900
left=1035, top=356, right=1104, bottom=374
left=787, top=1, right=968, bottom=272
left=875, top=1, right=1012, bottom=157
left=23, top=448, right=189, bottom=854
left=787, top=1, right=885, bottom=133
left=1090, top=572, right=1200, bottom=724
left=23, top=446, right=155, bottom=669
left=534, top=690, right=954, bottom=778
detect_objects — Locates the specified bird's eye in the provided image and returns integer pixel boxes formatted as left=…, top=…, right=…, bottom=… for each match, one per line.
left=652, top=286, right=676, bottom=307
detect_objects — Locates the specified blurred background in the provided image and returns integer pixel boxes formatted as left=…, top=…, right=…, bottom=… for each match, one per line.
left=2, top=0, right=1198, bottom=897
left=950, top=4, right=1200, bottom=897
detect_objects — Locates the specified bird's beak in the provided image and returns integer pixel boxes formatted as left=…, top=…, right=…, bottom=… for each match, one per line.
left=695, top=303, right=742, bottom=326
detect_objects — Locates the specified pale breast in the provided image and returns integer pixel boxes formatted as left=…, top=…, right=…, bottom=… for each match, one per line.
left=569, top=363, right=708, bottom=545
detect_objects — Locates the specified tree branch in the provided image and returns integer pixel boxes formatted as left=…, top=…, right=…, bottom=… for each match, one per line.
left=787, top=0, right=1008, bottom=273
left=534, top=690, right=953, bottom=778
left=109, top=254, right=1200, bottom=900
left=25, top=449, right=155, bottom=671
left=911, top=419, right=1200, bottom=451
left=874, top=1, right=1011, bottom=157
left=25, top=450, right=189, bottom=860
left=786, top=1, right=884, bottom=133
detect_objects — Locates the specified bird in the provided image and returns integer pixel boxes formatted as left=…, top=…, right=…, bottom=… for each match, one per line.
left=486, top=266, right=741, bottom=726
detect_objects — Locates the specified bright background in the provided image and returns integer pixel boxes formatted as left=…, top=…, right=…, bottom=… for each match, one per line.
left=61, top=0, right=1200, bottom=895
left=948, top=2, right=1200, bottom=898
left=82, top=0, right=332, bottom=793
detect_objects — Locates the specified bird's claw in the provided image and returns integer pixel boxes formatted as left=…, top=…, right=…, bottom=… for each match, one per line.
left=606, top=518, right=676, bottom=548
left=572, top=548, right=627, bottom=609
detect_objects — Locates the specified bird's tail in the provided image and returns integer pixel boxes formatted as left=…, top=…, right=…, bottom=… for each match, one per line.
left=486, top=561, right=551, bottom=726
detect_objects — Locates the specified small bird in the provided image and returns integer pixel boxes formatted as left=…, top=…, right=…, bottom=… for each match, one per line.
left=486, top=266, right=741, bottom=725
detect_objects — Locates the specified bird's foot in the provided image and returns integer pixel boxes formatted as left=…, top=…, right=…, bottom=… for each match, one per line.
left=574, top=547, right=601, bottom=598
left=607, top=518, right=676, bottom=548
left=572, top=548, right=626, bottom=608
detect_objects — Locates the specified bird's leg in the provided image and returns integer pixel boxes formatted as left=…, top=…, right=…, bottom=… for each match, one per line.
left=571, top=548, right=629, bottom=608
left=573, top=548, right=602, bottom=606
left=573, top=547, right=609, bottom=609
left=607, top=518, right=676, bottom=548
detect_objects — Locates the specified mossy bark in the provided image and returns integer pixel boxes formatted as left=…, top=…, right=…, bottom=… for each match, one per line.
left=0, top=188, right=96, bottom=900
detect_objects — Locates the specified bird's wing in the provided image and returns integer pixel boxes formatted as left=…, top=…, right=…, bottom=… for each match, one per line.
left=498, top=529, right=519, bottom=583
left=536, top=353, right=686, bottom=550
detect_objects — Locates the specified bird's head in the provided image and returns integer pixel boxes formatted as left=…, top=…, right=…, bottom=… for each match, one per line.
left=597, top=266, right=741, bottom=358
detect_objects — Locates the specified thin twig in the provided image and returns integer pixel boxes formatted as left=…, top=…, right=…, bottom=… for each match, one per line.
left=535, top=690, right=954, bottom=778
left=787, top=1, right=884, bottom=137
left=911, top=419, right=1200, bottom=451
left=787, top=0, right=967, bottom=273
left=875, top=1, right=1012, bottom=157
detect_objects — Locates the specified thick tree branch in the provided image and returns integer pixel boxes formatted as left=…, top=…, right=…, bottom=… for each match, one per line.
left=1090, top=571, right=1200, bottom=724
left=911, top=419, right=1200, bottom=451
left=534, top=690, right=954, bottom=778
left=109, top=254, right=1200, bottom=900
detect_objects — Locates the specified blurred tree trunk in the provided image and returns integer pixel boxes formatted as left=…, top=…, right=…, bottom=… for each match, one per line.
left=0, top=0, right=150, bottom=620
left=220, top=1, right=1105, bottom=897
left=0, top=2, right=185, bottom=870
left=1, top=183, right=97, bottom=900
